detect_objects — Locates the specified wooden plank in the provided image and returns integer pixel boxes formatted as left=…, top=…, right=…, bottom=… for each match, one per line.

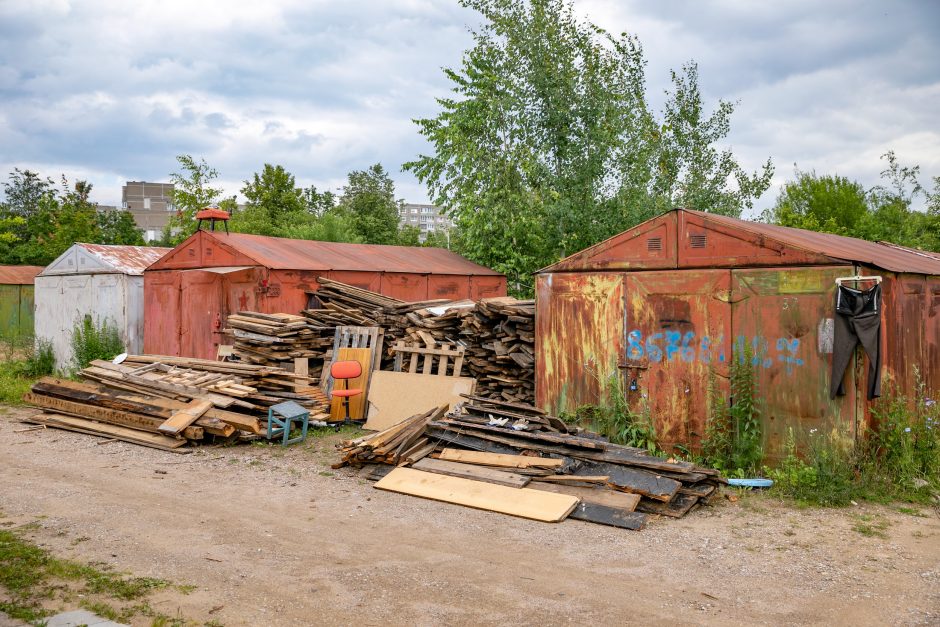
left=536, top=475, right=609, bottom=483
left=437, top=448, right=564, bottom=469
left=29, top=413, right=189, bottom=451
left=635, top=492, right=700, bottom=518
left=526, top=482, right=640, bottom=511
left=374, top=467, right=579, bottom=522
left=364, top=371, right=475, bottom=431
left=157, top=399, right=213, bottom=435
left=568, top=502, right=647, bottom=530
left=23, top=393, right=204, bottom=440
left=412, top=457, right=531, bottom=488
left=328, top=347, right=373, bottom=421
left=575, top=462, right=681, bottom=502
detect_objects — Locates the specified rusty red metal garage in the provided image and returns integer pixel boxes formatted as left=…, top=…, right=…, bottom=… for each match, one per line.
left=144, top=230, right=506, bottom=359
left=536, top=208, right=940, bottom=460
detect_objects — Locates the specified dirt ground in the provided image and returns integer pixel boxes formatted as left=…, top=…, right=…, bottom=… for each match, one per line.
left=0, top=405, right=938, bottom=627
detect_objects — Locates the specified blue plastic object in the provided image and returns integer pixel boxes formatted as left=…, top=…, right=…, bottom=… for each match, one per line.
left=727, top=478, right=774, bottom=488
left=266, top=400, right=310, bottom=445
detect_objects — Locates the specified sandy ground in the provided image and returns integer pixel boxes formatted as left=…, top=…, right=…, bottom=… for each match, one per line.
left=0, top=405, right=938, bottom=627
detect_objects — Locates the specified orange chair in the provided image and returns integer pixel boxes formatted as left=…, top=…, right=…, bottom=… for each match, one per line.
left=330, top=360, right=363, bottom=425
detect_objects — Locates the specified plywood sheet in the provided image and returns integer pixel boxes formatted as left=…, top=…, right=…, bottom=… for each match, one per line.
left=374, top=467, right=578, bottom=522
left=329, top=347, right=372, bottom=421
left=364, top=371, right=475, bottom=431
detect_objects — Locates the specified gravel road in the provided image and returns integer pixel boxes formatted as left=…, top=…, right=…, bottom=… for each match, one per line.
left=1, top=406, right=938, bottom=626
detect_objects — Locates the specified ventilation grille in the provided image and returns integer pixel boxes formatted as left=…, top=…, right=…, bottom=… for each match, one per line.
left=690, top=233, right=707, bottom=249
left=647, top=237, right=663, bottom=251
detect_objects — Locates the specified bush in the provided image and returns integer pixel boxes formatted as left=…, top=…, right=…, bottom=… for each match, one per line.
left=768, top=374, right=940, bottom=506
left=12, top=339, right=55, bottom=378
left=71, top=316, right=124, bottom=370
left=560, top=366, right=660, bottom=454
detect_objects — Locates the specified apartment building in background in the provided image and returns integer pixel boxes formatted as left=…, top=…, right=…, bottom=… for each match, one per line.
left=122, top=181, right=175, bottom=242
left=398, top=203, right=453, bottom=242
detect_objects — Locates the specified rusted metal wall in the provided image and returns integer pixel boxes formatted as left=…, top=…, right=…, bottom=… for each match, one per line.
left=535, top=272, right=625, bottom=415
left=621, top=270, right=732, bottom=451
left=730, top=266, right=856, bottom=460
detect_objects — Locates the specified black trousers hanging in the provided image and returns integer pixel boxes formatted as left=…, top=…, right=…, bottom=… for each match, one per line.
left=830, top=283, right=882, bottom=400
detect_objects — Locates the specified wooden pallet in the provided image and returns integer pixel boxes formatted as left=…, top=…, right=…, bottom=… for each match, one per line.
left=392, top=340, right=465, bottom=377
left=322, top=326, right=384, bottom=396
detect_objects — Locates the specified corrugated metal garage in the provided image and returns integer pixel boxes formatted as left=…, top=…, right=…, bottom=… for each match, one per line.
left=35, top=244, right=171, bottom=369
left=144, top=230, right=507, bottom=359
left=535, top=208, right=940, bottom=460
left=0, top=265, right=44, bottom=340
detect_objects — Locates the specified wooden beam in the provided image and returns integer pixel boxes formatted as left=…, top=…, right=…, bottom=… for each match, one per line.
left=411, top=457, right=530, bottom=488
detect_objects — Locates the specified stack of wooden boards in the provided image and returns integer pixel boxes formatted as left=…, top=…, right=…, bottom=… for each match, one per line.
left=226, top=312, right=326, bottom=366
left=23, top=355, right=328, bottom=451
left=303, top=278, right=537, bottom=403
left=337, top=395, right=724, bottom=529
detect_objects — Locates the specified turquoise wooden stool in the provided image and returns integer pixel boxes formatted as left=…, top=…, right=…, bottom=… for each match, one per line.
left=266, top=400, right=310, bottom=445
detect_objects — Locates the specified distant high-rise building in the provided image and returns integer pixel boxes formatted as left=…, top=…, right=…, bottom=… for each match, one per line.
left=398, top=203, right=453, bottom=242
left=121, top=181, right=175, bottom=242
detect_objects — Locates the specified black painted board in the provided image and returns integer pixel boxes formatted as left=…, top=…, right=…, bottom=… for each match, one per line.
left=576, top=461, right=681, bottom=502
left=635, top=492, right=699, bottom=518
left=569, top=502, right=647, bottom=530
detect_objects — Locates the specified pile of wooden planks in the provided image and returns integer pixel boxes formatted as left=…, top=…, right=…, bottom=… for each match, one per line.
left=342, top=395, right=723, bottom=530
left=23, top=354, right=330, bottom=451
left=458, top=298, right=535, bottom=403
left=335, top=406, right=446, bottom=467
left=226, top=312, right=326, bottom=366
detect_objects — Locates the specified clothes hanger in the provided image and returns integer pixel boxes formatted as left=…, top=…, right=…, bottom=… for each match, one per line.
left=835, top=274, right=882, bottom=286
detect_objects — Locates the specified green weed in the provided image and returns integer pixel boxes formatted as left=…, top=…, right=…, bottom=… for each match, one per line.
left=768, top=374, right=940, bottom=507
left=852, top=514, right=890, bottom=539
left=71, top=315, right=124, bottom=370
left=698, top=346, right=763, bottom=475
left=560, top=365, right=660, bottom=454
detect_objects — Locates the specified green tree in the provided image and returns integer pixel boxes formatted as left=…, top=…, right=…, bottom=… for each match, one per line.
left=761, top=170, right=869, bottom=236
left=231, top=164, right=308, bottom=236
left=303, top=185, right=338, bottom=217
left=0, top=168, right=55, bottom=217
left=162, top=155, right=225, bottom=244
left=339, top=164, right=402, bottom=245
left=96, top=209, right=145, bottom=245
left=405, top=0, right=772, bottom=288
left=397, top=224, right=423, bottom=247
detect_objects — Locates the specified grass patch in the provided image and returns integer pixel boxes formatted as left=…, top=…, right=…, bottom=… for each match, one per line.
left=0, top=525, right=186, bottom=623
left=852, top=514, right=890, bottom=539
left=0, top=369, right=38, bottom=405
left=767, top=374, right=940, bottom=507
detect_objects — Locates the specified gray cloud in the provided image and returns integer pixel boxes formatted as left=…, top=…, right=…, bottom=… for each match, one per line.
left=0, top=0, right=936, bottom=214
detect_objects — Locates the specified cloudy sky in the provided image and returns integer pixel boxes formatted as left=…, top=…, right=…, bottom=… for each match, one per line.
left=1, top=0, right=937, bottom=216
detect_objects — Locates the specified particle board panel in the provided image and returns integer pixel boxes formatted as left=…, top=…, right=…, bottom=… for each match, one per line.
left=364, top=371, right=476, bottom=431
left=374, top=467, right=579, bottom=522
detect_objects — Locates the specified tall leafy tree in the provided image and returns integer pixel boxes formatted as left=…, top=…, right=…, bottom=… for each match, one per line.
left=760, top=170, right=869, bottom=235
left=405, top=0, right=772, bottom=288
left=162, top=155, right=226, bottom=244
left=0, top=169, right=55, bottom=218
left=339, top=164, right=402, bottom=245
left=763, top=152, right=940, bottom=252
left=232, top=164, right=308, bottom=236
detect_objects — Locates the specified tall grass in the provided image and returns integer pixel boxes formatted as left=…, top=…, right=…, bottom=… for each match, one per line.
left=768, top=372, right=940, bottom=506
left=699, top=346, right=764, bottom=475
left=0, top=335, right=56, bottom=404
left=71, top=315, right=124, bottom=370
